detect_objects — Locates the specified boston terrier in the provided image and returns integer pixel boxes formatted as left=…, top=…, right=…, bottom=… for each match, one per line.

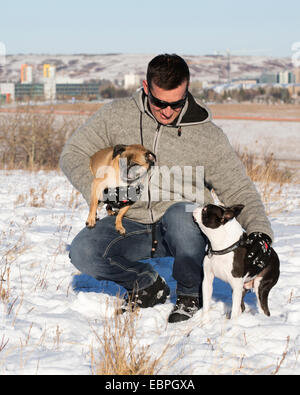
left=193, top=204, right=280, bottom=319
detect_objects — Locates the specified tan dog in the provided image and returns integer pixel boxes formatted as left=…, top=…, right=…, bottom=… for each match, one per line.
left=86, top=144, right=156, bottom=234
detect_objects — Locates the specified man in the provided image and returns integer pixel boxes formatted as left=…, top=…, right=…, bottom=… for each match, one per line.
left=60, top=54, right=273, bottom=323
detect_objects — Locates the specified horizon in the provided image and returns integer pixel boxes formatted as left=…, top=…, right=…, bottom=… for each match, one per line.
left=4, top=52, right=293, bottom=59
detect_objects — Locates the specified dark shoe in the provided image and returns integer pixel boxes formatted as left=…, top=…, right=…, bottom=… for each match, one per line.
left=121, top=275, right=170, bottom=313
left=168, top=295, right=200, bottom=323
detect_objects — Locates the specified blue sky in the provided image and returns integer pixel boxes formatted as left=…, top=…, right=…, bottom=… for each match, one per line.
left=0, top=0, right=299, bottom=57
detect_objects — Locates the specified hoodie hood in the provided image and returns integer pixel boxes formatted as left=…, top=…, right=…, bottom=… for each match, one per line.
left=132, top=89, right=211, bottom=127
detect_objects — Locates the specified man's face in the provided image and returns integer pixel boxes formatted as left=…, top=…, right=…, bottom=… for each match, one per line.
left=143, top=80, right=188, bottom=125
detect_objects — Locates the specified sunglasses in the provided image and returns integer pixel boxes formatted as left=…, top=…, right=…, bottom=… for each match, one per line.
left=147, top=87, right=187, bottom=110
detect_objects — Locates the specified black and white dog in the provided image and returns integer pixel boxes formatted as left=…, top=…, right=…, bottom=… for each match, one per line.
left=193, top=204, right=280, bottom=319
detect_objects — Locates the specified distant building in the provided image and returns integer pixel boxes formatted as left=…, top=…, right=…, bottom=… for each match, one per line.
left=43, top=64, right=56, bottom=80
left=295, top=68, right=300, bottom=83
left=232, top=78, right=258, bottom=89
left=0, top=83, right=15, bottom=102
left=124, top=73, right=140, bottom=89
left=56, top=83, right=101, bottom=99
left=259, top=73, right=278, bottom=84
left=278, top=71, right=295, bottom=84
left=42, top=64, right=56, bottom=101
left=21, top=64, right=33, bottom=84
left=232, top=79, right=258, bottom=85
left=55, top=76, right=83, bottom=84
left=44, top=81, right=56, bottom=101
left=15, top=83, right=44, bottom=100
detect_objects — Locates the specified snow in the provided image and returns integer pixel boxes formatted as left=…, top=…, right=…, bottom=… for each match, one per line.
left=214, top=119, right=300, bottom=161
left=1, top=125, right=300, bottom=375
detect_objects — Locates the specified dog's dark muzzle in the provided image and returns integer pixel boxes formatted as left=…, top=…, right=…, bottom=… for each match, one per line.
left=102, top=185, right=144, bottom=209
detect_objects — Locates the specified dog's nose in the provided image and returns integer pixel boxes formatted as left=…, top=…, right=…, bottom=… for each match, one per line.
left=146, top=152, right=156, bottom=165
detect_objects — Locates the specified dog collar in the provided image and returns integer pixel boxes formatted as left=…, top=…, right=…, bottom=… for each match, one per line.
left=207, top=234, right=247, bottom=258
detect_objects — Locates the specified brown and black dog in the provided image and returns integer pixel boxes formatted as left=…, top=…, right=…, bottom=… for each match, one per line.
left=86, top=144, right=156, bottom=234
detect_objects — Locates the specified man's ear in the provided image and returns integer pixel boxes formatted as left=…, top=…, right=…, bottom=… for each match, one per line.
left=142, top=80, right=149, bottom=95
left=112, top=144, right=127, bottom=159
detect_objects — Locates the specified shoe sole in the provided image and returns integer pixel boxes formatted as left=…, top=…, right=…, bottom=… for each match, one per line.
left=149, top=285, right=170, bottom=307
left=120, top=284, right=170, bottom=313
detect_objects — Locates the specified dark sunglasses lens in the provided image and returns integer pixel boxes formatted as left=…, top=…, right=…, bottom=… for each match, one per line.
left=150, top=94, right=186, bottom=110
left=170, top=99, right=186, bottom=109
left=149, top=94, right=167, bottom=109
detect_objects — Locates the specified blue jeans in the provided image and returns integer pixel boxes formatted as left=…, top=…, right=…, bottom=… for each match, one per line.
left=70, top=202, right=207, bottom=298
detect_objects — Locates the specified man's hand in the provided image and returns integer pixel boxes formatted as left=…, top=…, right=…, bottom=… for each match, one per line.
left=245, top=232, right=272, bottom=275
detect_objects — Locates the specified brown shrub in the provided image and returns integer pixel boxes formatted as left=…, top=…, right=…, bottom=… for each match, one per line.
left=0, top=109, right=84, bottom=170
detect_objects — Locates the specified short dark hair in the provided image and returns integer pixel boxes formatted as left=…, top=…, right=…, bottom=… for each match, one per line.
left=147, top=54, right=190, bottom=90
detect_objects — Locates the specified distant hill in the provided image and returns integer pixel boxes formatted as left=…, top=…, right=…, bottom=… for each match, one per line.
left=0, top=53, right=294, bottom=84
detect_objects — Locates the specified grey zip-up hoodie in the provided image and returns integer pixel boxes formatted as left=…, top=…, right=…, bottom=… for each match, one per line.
left=60, top=89, right=273, bottom=240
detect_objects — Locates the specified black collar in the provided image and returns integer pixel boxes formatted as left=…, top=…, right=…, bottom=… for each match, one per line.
left=207, top=234, right=247, bottom=257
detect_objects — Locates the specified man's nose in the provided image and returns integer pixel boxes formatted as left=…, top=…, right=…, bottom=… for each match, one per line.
left=162, top=106, right=173, bottom=117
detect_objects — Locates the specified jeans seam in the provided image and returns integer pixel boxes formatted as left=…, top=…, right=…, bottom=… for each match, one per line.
left=103, top=228, right=151, bottom=258
left=108, top=258, right=157, bottom=289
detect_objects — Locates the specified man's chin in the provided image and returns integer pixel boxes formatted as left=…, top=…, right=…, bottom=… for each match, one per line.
left=158, top=116, right=174, bottom=125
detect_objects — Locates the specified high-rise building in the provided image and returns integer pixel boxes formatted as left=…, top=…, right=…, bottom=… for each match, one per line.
left=21, top=64, right=33, bottom=84
left=43, top=64, right=56, bottom=101
left=124, top=73, right=140, bottom=89
left=43, top=64, right=56, bottom=80
left=278, top=71, right=295, bottom=84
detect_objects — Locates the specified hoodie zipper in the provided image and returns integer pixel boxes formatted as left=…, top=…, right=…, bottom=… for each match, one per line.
left=153, top=123, right=161, bottom=156
left=147, top=124, right=161, bottom=221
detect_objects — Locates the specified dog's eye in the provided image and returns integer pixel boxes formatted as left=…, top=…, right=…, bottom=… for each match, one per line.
left=127, top=165, right=147, bottom=180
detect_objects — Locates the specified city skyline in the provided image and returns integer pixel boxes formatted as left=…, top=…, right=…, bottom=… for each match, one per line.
left=0, top=0, right=299, bottom=58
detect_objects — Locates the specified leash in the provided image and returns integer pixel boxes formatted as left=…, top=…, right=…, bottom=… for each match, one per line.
left=139, top=112, right=158, bottom=258
left=102, top=184, right=158, bottom=258
left=207, top=233, right=247, bottom=258
left=151, top=222, right=158, bottom=258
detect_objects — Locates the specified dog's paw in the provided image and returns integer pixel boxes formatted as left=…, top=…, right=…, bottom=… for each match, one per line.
left=107, top=209, right=116, bottom=216
left=201, top=311, right=210, bottom=324
left=86, top=217, right=97, bottom=228
left=116, top=225, right=126, bottom=235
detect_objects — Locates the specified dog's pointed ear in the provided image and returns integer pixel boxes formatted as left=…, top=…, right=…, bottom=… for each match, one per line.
left=112, top=144, right=127, bottom=159
left=222, top=204, right=245, bottom=222
left=230, top=204, right=245, bottom=218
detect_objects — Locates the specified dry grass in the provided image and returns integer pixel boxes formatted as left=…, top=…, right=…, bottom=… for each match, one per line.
left=15, top=184, right=48, bottom=208
left=210, top=103, right=300, bottom=119
left=0, top=260, right=10, bottom=303
left=0, top=108, right=84, bottom=170
left=237, top=148, right=294, bottom=184
left=0, top=216, right=34, bottom=310
left=91, top=301, right=170, bottom=375
left=236, top=148, right=297, bottom=214
left=21, top=102, right=300, bottom=120
left=8, top=102, right=103, bottom=114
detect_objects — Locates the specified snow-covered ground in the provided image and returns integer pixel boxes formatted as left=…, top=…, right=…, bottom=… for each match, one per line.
left=0, top=167, right=299, bottom=375
left=214, top=119, right=300, bottom=161
left=1, top=116, right=300, bottom=375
